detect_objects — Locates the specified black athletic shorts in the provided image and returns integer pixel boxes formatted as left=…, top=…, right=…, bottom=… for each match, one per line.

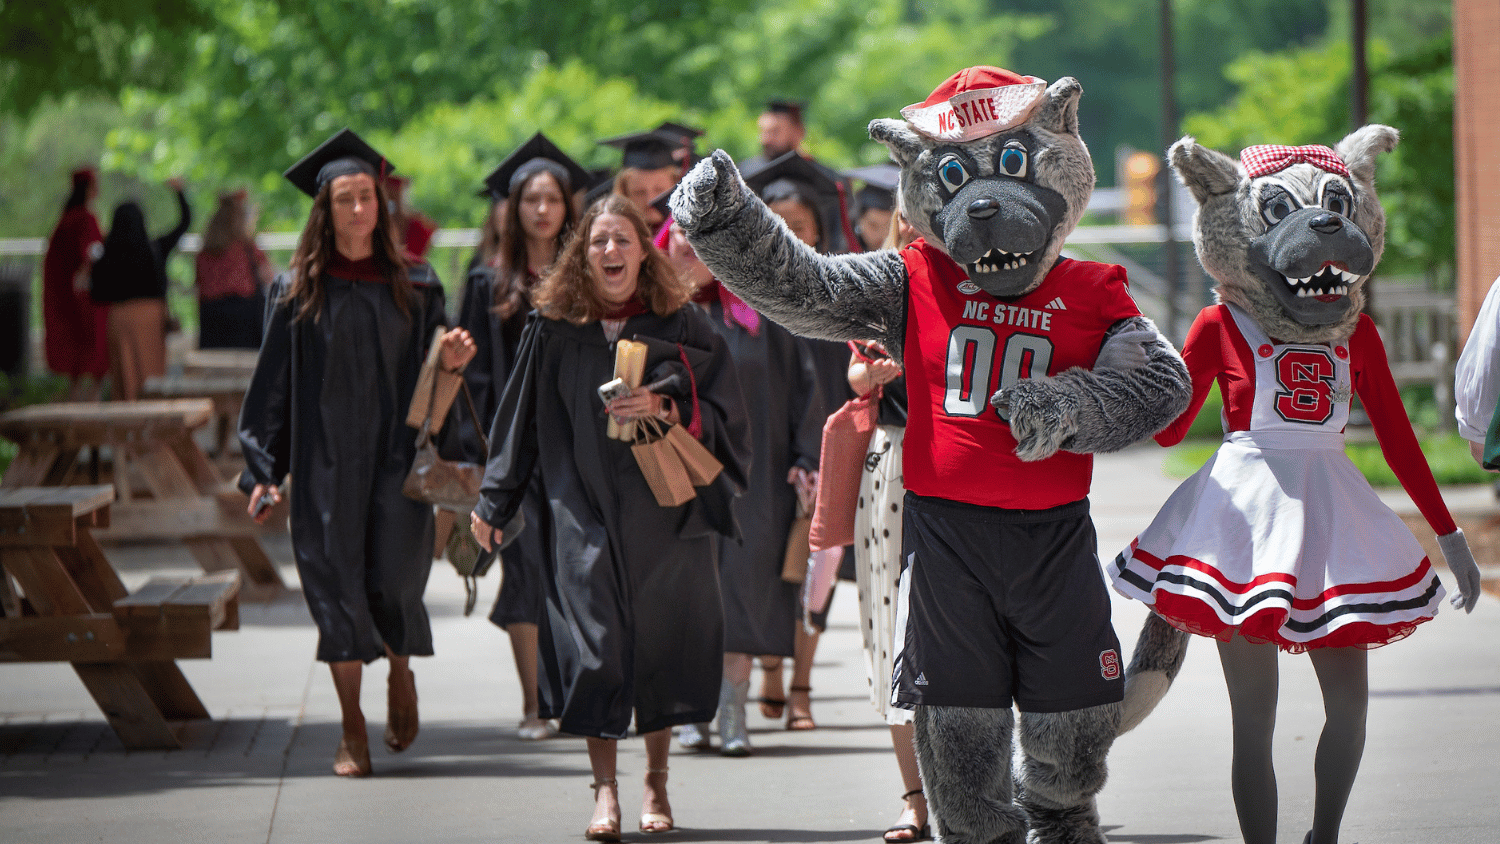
left=890, top=492, right=1124, bottom=713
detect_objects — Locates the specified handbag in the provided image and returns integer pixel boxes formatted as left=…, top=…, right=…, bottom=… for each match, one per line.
left=402, top=358, right=491, bottom=513
left=632, top=416, right=697, bottom=507
left=809, top=382, right=883, bottom=552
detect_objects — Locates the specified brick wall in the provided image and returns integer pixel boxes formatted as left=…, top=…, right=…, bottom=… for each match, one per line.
left=1456, top=0, right=1500, bottom=340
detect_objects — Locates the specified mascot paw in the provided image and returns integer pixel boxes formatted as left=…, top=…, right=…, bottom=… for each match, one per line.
left=669, top=149, right=745, bottom=233
left=995, top=378, right=1078, bottom=462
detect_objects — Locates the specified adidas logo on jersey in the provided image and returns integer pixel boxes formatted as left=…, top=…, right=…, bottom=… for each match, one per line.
left=1045, top=297, right=1067, bottom=310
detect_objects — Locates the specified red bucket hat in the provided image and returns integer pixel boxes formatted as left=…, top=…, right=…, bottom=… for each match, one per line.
left=901, top=66, right=1048, bottom=142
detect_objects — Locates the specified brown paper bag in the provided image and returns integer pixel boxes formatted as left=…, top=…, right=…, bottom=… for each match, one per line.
left=663, top=423, right=722, bottom=486
left=406, top=327, right=463, bottom=432
left=781, top=513, right=813, bottom=583
left=631, top=417, right=696, bottom=507
left=607, top=338, right=649, bottom=441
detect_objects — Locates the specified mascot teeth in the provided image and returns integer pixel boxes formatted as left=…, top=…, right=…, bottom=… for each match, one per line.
left=1286, top=265, right=1358, bottom=297
left=970, top=248, right=1033, bottom=274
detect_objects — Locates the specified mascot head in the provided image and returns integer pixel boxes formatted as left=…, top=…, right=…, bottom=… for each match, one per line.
left=869, top=66, right=1093, bottom=299
left=1169, top=125, right=1398, bottom=344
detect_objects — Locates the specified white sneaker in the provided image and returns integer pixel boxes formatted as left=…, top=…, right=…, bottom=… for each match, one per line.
left=675, top=722, right=711, bottom=750
left=517, top=715, right=558, bottom=741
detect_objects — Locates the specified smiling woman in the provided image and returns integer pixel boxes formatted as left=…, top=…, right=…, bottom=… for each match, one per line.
left=469, top=192, right=750, bottom=840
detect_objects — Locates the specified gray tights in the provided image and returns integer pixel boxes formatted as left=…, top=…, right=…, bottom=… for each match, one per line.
left=1217, top=636, right=1368, bottom=844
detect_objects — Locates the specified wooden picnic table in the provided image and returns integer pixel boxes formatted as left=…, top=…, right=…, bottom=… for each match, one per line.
left=0, top=486, right=239, bottom=749
left=182, top=348, right=260, bottom=378
left=142, top=372, right=253, bottom=462
left=0, top=400, right=286, bottom=598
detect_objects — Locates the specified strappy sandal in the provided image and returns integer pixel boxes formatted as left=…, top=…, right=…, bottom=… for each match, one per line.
left=586, top=778, right=622, bottom=842
left=333, top=735, right=372, bottom=777
left=786, top=684, right=816, bottom=731
left=883, top=789, right=931, bottom=842
left=384, top=666, right=419, bottom=753
left=758, top=660, right=786, bottom=719
left=640, top=767, right=674, bottom=834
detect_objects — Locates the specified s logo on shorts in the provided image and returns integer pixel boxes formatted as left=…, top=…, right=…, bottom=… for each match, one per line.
left=1100, top=649, right=1121, bottom=681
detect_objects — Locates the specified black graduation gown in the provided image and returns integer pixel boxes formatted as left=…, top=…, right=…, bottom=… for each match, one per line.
left=458, top=266, right=544, bottom=628
left=239, top=263, right=453, bottom=663
left=474, top=305, right=750, bottom=739
left=697, top=300, right=824, bottom=656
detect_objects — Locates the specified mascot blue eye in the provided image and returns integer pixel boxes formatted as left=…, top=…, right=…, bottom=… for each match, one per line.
left=1260, top=193, right=1298, bottom=227
left=999, top=146, right=1028, bottom=178
left=1323, top=192, right=1352, bottom=217
left=938, top=157, right=970, bottom=193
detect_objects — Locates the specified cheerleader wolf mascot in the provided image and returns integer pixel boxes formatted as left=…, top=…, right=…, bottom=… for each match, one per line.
left=673, top=67, right=1193, bottom=844
left=1111, top=128, right=1482, bottom=844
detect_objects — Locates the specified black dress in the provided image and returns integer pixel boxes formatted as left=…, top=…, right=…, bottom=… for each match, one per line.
left=697, top=299, right=824, bottom=656
left=458, top=265, right=543, bottom=629
left=239, top=257, right=456, bottom=663
left=473, top=304, right=750, bottom=739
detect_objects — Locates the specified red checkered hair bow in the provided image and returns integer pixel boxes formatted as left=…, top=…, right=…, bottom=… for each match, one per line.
left=1240, top=144, right=1350, bottom=179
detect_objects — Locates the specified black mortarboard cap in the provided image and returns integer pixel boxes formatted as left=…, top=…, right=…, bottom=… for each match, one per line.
left=283, top=128, right=392, bottom=199
left=582, top=171, right=617, bottom=211
left=744, top=151, right=850, bottom=252
left=479, top=132, right=590, bottom=202
left=648, top=187, right=673, bottom=223
left=765, top=99, right=806, bottom=124
left=845, top=163, right=900, bottom=213
left=599, top=128, right=687, bottom=171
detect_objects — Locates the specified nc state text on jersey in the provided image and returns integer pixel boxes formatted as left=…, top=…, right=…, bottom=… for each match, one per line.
left=961, top=299, right=1054, bottom=332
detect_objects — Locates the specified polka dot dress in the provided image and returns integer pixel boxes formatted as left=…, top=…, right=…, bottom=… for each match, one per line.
left=853, top=425, right=912, bottom=725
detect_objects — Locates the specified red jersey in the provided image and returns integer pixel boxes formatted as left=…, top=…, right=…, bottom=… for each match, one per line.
left=900, top=240, right=1140, bottom=509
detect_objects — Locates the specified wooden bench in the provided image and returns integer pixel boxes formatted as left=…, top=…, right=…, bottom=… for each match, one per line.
left=0, top=486, right=239, bottom=749
left=0, top=400, right=286, bottom=598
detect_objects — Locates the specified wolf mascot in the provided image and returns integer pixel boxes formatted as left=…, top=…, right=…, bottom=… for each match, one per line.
left=673, top=67, right=1192, bottom=844
left=1109, top=128, right=1481, bottom=844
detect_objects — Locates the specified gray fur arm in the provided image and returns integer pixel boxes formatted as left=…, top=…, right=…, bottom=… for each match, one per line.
left=671, top=150, right=910, bottom=359
left=994, top=316, right=1191, bottom=462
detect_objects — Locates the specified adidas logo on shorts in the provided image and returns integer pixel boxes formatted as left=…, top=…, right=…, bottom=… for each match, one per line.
left=914, top=672, right=930, bottom=686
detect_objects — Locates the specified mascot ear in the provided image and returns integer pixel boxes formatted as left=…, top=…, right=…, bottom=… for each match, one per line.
left=1335, top=124, right=1399, bottom=186
left=1168, top=136, right=1240, bottom=205
left=1029, top=77, right=1083, bottom=137
left=869, top=119, right=926, bottom=169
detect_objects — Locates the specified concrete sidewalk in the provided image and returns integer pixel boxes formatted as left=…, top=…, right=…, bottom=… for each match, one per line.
left=2, top=444, right=1497, bottom=843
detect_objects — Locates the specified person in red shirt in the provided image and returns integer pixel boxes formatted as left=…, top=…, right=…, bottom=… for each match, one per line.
left=195, top=189, right=274, bottom=349
left=41, top=167, right=109, bottom=398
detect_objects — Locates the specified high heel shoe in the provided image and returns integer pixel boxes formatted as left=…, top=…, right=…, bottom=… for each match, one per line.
left=640, top=767, right=674, bottom=833
left=585, top=777, right=621, bottom=842
left=717, top=676, right=752, bottom=757
left=675, top=722, right=711, bottom=750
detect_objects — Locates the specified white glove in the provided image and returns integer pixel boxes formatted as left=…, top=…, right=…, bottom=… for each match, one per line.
left=1436, top=528, right=1481, bottom=613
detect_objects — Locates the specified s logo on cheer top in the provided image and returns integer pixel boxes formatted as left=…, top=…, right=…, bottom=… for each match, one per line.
left=944, top=325, right=1054, bottom=420
left=1273, top=348, right=1336, bottom=424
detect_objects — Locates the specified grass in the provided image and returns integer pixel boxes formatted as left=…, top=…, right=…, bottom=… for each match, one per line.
left=1163, top=432, right=1491, bottom=486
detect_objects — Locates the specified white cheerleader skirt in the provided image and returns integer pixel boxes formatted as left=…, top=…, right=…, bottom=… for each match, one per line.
left=1111, top=430, right=1446, bottom=652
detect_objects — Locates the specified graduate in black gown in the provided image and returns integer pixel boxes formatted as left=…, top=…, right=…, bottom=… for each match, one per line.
left=659, top=219, right=824, bottom=756
left=471, top=194, right=749, bottom=839
left=460, top=132, right=586, bottom=742
left=239, top=129, right=476, bottom=778
left=740, top=152, right=858, bottom=733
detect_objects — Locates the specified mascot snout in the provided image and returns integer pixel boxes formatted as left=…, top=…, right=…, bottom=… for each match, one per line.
left=937, top=178, right=1068, bottom=297
left=1248, top=206, right=1374, bottom=324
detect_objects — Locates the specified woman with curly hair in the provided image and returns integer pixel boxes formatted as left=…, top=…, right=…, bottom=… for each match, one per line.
left=471, top=194, right=748, bottom=840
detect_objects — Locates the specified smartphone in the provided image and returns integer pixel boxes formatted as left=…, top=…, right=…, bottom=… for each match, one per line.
left=597, top=377, right=633, bottom=404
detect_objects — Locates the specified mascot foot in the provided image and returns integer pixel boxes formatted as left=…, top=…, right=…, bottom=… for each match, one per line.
left=1023, top=803, right=1106, bottom=844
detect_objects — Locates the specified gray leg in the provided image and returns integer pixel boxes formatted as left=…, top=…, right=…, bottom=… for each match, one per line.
left=1306, top=647, right=1367, bottom=844
left=915, top=705, right=1028, bottom=844
left=1217, top=635, right=1279, bottom=844
left=1015, top=702, right=1121, bottom=844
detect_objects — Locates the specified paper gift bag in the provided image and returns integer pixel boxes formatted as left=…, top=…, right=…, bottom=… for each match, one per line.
left=663, top=423, right=722, bottom=486
left=632, top=417, right=696, bottom=507
left=781, top=511, right=813, bottom=583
